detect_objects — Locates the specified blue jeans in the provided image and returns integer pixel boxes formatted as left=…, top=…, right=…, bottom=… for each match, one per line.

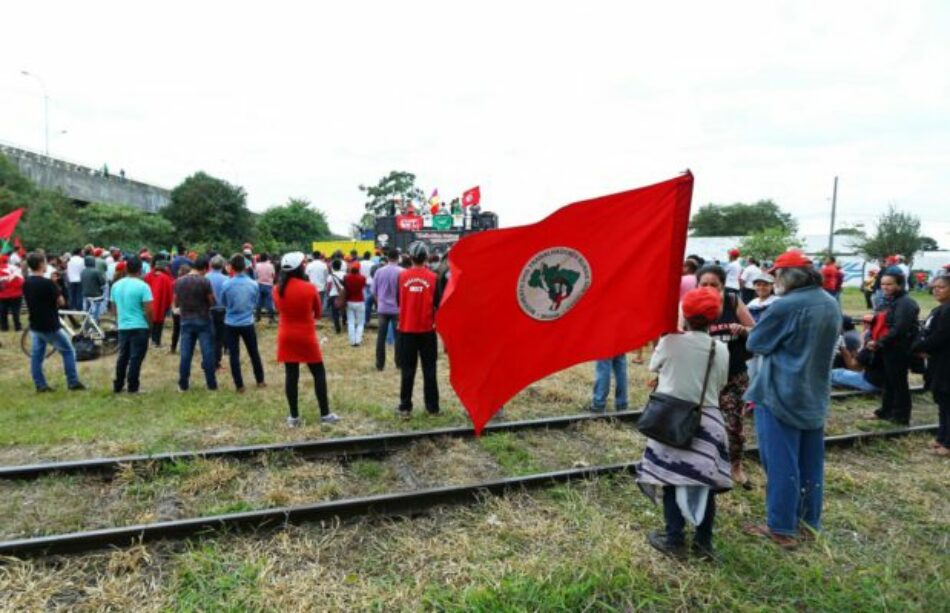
left=83, top=296, right=106, bottom=321
left=830, top=368, right=879, bottom=393
left=755, top=405, right=824, bottom=536
left=179, top=317, right=217, bottom=390
left=592, top=355, right=628, bottom=410
left=30, top=329, right=81, bottom=389
left=256, top=284, right=275, bottom=321
left=114, top=328, right=150, bottom=392
left=364, top=292, right=374, bottom=325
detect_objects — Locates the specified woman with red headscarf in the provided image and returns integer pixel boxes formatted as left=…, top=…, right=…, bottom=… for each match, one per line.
left=637, top=287, right=732, bottom=560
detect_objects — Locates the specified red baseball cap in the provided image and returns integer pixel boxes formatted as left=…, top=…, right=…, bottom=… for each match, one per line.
left=728, top=248, right=740, bottom=258
left=681, top=287, right=722, bottom=321
left=768, top=250, right=811, bottom=273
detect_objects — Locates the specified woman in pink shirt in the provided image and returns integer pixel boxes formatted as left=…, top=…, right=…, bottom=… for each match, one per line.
left=254, top=253, right=277, bottom=323
left=680, top=258, right=700, bottom=300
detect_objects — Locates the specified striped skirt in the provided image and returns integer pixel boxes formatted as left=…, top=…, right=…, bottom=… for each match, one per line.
left=636, top=406, right=734, bottom=498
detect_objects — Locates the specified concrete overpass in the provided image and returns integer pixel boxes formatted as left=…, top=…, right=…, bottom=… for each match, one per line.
left=1, top=143, right=171, bottom=212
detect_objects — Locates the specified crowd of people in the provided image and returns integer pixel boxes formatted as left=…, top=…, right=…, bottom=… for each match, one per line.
left=620, top=247, right=949, bottom=559
left=4, top=239, right=948, bottom=561
left=8, top=241, right=448, bottom=427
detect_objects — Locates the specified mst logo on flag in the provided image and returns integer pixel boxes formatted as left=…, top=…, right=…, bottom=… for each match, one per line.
left=517, top=247, right=591, bottom=320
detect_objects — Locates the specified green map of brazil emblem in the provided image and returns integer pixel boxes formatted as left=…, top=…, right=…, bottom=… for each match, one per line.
left=517, top=247, right=592, bottom=321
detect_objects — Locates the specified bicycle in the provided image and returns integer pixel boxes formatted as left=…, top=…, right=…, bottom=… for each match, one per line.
left=21, top=299, right=119, bottom=358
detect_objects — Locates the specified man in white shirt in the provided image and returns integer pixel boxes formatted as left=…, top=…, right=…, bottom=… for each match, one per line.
left=896, top=255, right=910, bottom=291
left=66, top=248, right=86, bottom=311
left=724, top=248, right=742, bottom=294
left=305, top=251, right=330, bottom=316
left=740, top=257, right=762, bottom=304
left=359, top=252, right=375, bottom=325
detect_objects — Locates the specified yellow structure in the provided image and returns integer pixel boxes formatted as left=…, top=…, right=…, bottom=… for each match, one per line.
left=311, top=240, right=376, bottom=256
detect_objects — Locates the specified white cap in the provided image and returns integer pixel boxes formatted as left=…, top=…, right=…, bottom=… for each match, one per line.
left=752, top=272, right=775, bottom=284
left=280, top=251, right=305, bottom=271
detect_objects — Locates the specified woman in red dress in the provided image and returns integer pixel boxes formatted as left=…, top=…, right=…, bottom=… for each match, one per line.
left=273, top=252, right=340, bottom=427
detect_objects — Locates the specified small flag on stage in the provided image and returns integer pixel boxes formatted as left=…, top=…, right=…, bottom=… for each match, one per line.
left=462, top=186, right=480, bottom=208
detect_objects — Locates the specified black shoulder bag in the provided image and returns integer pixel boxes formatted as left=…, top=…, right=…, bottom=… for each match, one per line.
left=637, top=338, right=717, bottom=449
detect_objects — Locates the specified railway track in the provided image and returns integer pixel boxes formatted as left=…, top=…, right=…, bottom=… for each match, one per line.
left=0, top=386, right=923, bottom=481
left=0, top=423, right=935, bottom=558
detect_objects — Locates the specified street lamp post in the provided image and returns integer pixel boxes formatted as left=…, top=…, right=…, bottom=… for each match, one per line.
left=20, top=70, right=49, bottom=156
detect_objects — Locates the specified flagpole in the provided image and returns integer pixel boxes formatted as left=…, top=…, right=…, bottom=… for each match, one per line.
left=20, top=70, right=50, bottom=156
left=827, top=176, right=838, bottom=256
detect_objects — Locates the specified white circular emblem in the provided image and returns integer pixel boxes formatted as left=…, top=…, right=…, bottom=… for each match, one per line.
left=517, top=247, right=592, bottom=321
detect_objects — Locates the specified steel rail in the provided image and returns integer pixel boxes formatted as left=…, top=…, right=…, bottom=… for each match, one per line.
left=0, top=424, right=936, bottom=558
left=0, top=386, right=924, bottom=481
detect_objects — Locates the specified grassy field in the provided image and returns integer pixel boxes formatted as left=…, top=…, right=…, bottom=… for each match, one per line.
left=0, top=308, right=946, bottom=610
left=840, top=286, right=938, bottom=317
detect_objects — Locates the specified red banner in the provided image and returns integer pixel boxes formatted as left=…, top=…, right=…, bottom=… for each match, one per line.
left=396, top=214, right=423, bottom=231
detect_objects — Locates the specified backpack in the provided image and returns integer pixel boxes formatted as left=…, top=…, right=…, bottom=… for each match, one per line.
left=330, top=274, right=346, bottom=310
left=73, top=336, right=101, bottom=361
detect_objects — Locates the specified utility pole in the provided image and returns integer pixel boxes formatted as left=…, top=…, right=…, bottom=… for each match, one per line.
left=20, top=70, right=50, bottom=156
left=827, top=176, right=838, bottom=256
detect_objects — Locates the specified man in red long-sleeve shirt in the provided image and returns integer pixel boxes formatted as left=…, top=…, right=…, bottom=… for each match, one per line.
left=396, top=241, right=440, bottom=418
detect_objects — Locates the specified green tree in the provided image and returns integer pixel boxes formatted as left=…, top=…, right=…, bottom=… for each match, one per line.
left=162, top=172, right=253, bottom=250
left=256, top=198, right=332, bottom=254
left=0, top=153, right=83, bottom=253
left=738, top=227, right=804, bottom=262
left=919, top=236, right=940, bottom=251
left=358, top=170, right=424, bottom=224
left=855, top=205, right=925, bottom=262
left=690, top=200, right=797, bottom=236
left=78, top=202, right=176, bottom=252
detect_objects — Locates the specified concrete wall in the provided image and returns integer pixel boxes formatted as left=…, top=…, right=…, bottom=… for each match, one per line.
left=1, top=144, right=170, bottom=212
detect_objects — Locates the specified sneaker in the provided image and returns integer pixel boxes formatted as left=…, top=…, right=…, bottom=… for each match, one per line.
left=236, top=386, right=246, bottom=394
left=177, top=385, right=187, bottom=393
left=646, top=531, right=687, bottom=559
left=935, top=445, right=950, bottom=457
left=395, top=408, right=411, bottom=420
left=286, top=416, right=301, bottom=428
left=256, top=381, right=267, bottom=388
left=321, top=413, right=341, bottom=424
left=68, top=382, right=87, bottom=391
left=36, top=386, right=55, bottom=393
left=589, top=405, right=606, bottom=414
left=426, top=408, right=441, bottom=416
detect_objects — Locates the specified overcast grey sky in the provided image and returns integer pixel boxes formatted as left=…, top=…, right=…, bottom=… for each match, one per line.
left=3, top=1, right=949, bottom=245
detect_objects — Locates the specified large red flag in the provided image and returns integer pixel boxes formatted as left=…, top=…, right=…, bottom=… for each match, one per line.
left=436, top=172, right=693, bottom=433
left=0, top=208, right=24, bottom=240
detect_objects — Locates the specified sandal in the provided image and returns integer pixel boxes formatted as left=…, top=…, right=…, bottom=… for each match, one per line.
left=742, top=523, right=798, bottom=549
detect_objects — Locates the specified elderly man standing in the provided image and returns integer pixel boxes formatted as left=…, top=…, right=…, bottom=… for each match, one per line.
left=742, top=250, right=840, bottom=548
